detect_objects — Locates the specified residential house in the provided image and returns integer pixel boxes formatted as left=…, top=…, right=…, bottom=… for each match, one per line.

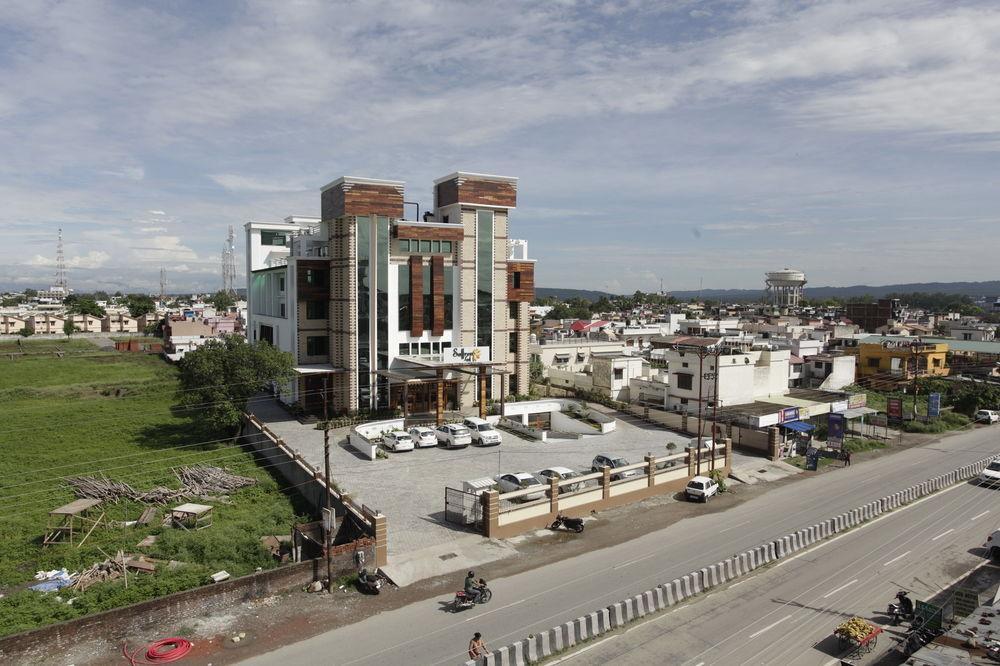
left=29, top=314, right=66, bottom=334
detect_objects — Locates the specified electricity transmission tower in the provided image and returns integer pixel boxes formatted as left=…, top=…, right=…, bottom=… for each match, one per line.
left=159, top=267, right=167, bottom=305
left=55, top=228, right=68, bottom=293
left=221, top=225, right=237, bottom=295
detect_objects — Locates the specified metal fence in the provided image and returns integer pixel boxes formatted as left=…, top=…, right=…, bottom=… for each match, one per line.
left=444, top=487, right=483, bottom=531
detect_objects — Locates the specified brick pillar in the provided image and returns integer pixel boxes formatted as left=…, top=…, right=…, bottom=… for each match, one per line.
left=687, top=447, right=697, bottom=476
left=681, top=412, right=689, bottom=433
left=724, top=437, right=733, bottom=470
left=372, top=513, right=388, bottom=567
left=549, top=477, right=559, bottom=515
left=602, top=467, right=611, bottom=500
left=645, top=454, right=656, bottom=487
left=483, top=490, right=499, bottom=538
left=767, top=426, right=781, bottom=461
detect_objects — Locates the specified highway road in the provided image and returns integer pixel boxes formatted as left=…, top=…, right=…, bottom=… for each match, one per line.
left=552, top=468, right=999, bottom=665
left=240, top=427, right=1000, bottom=666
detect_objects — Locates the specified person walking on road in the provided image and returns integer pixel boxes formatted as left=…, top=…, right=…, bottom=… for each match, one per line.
left=844, top=449, right=852, bottom=467
left=469, top=632, right=489, bottom=660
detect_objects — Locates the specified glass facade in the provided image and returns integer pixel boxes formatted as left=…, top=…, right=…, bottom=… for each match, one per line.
left=356, top=216, right=371, bottom=406
left=397, top=264, right=410, bottom=331
left=375, top=216, right=389, bottom=408
left=443, top=265, right=454, bottom=329
left=476, top=210, right=494, bottom=348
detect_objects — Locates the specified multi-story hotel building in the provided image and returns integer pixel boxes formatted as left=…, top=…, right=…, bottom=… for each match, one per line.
left=245, top=172, right=535, bottom=422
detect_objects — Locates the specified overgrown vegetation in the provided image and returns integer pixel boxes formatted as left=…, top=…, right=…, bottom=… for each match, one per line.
left=0, top=339, right=303, bottom=636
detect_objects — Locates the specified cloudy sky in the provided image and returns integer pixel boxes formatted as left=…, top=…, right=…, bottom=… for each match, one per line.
left=1, top=0, right=998, bottom=294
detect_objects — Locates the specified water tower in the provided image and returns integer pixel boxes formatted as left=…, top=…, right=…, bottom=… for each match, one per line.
left=764, top=269, right=807, bottom=308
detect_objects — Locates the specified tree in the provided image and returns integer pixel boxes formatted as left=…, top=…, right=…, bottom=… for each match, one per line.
left=24, top=288, right=38, bottom=298
left=66, top=297, right=106, bottom=318
left=178, top=336, right=294, bottom=432
left=529, top=355, right=545, bottom=384
left=210, top=290, right=236, bottom=312
left=18, top=325, right=34, bottom=337
left=63, top=320, right=77, bottom=337
left=122, top=294, right=156, bottom=318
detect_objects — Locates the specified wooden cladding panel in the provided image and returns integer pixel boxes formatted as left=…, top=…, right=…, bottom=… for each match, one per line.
left=435, top=179, right=459, bottom=208
left=436, top=177, right=516, bottom=208
left=322, top=183, right=404, bottom=220
left=409, top=255, right=424, bottom=337
left=394, top=224, right=465, bottom=242
left=507, top=261, right=534, bottom=302
left=431, top=255, right=445, bottom=336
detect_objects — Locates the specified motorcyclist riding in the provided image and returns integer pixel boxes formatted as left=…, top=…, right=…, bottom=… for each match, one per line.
left=464, top=571, right=482, bottom=604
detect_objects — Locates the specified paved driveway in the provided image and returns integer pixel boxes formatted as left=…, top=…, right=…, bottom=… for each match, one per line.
left=248, top=398, right=691, bottom=557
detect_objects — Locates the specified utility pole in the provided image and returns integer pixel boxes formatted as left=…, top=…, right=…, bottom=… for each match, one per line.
left=696, top=348, right=705, bottom=476
left=323, top=376, right=333, bottom=591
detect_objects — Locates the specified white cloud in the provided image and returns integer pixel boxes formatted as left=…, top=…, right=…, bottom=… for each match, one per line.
left=137, top=226, right=168, bottom=233
left=148, top=209, right=166, bottom=216
left=209, top=174, right=312, bottom=193
left=28, top=250, right=110, bottom=269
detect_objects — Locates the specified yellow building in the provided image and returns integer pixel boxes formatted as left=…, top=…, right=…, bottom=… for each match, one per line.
left=857, top=338, right=949, bottom=381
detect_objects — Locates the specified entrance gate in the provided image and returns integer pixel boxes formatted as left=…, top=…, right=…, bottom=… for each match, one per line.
left=444, top=487, right=484, bottom=532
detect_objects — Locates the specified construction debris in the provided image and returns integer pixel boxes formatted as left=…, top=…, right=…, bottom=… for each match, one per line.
left=30, top=569, right=75, bottom=592
left=70, top=551, right=156, bottom=592
left=66, top=466, right=256, bottom=505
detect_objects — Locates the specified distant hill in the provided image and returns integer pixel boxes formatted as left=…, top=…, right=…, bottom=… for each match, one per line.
left=535, top=287, right=616, bottom=301
left=538, top=281, right=1000, bottom=303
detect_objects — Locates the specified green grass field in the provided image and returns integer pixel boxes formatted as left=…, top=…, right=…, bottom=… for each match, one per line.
left=0, top=340, right=304, bottom=636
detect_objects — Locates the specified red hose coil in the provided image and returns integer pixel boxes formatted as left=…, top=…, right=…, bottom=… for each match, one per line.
left=122, top=638, right=193, bottom=665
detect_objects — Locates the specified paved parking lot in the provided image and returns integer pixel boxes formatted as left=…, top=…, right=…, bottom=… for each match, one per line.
left=249, top=398, right=691, bottom=557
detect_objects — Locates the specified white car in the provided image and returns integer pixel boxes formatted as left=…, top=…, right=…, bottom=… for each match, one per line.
left=536, top=467, right=584, bottom=493
left=978, top=460, right=1000, bottom=487
left=975, top=410, right=999, bottom=424
left=986, top=529, right=1000, bottom=559
left=408, top=426, right=437, bottom=448
left=495, top=472, right=546, bottom=501
left=685, top=475, right=720, bottom=502
left=463, top=417, right=502, bottom=446
left=592, top=454, right=641, bottom=481
left=435, top=423, right=472, bottom=448
left=382, top=431, right=414, bottom=452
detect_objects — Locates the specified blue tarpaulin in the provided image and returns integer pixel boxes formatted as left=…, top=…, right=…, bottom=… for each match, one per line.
left=781, top=420, right=815, bottom=433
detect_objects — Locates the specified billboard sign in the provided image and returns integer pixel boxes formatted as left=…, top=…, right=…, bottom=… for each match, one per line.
left=780, top=407, right=800, bottom=424
left=887, top=397, right=903, bottom=422
left=847, top=393, right=867, bottom=409
left=831, top=400, right=849, bottom=414
left=927, top=392, right=942, bottom=418
left=827, top=413, right=846, bottom=449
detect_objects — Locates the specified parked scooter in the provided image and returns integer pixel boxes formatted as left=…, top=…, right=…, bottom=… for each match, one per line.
left=453, top=580, right=493, bottom=611
left=357, top=568, right=384, bottom=594
left=887, top=590, right=914, bottom=625
left=549, top=514, right=585, bottom=533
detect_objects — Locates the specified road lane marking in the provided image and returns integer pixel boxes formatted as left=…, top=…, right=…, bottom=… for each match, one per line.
left=882, top=551, right=911, bottom=566
left=931, top=528, right=954, bottom=541
left=719, top=520, right=752, bottom=533
left=821, top=578, right=858, bottom=599
left=748, top=614, right=791, bottom=639
left=614, top=552, right=659, bottom=569
left=972, top=510, right=990, bottom=521
left=462, top=599, right=524, bottom=622
left=546, top=635, right=619, bottom=664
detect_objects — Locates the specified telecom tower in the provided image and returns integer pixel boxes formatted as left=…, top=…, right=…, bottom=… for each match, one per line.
left=221, top=225, right=237, bottom=295
left=159, top=267, right=167, bottom=305
left=55, top=228, right=68, bottom=294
